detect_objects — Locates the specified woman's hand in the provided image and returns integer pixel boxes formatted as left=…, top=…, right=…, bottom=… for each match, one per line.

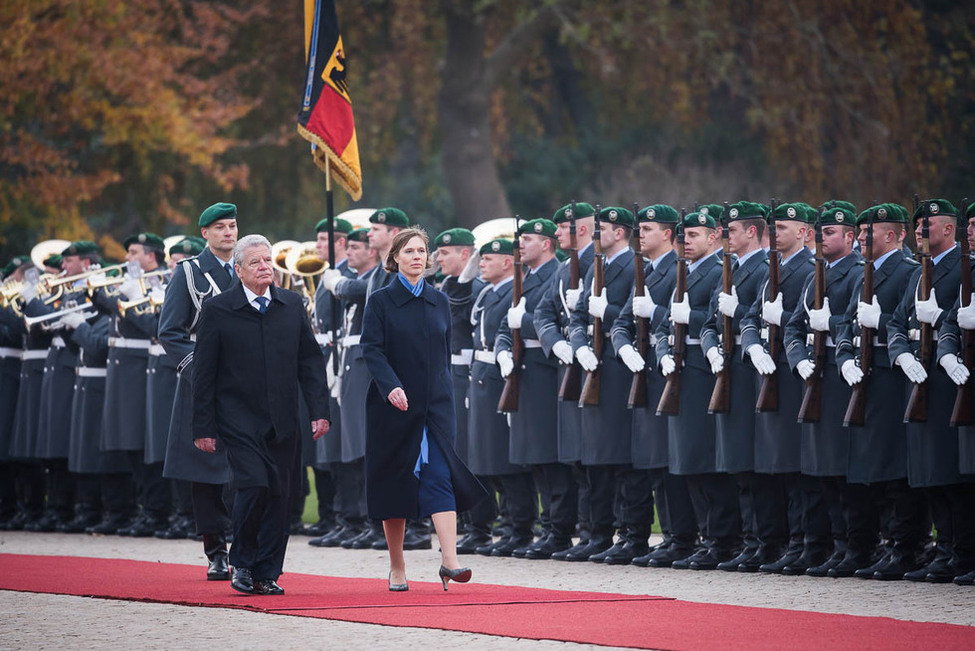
left=388, top=387, right=409, bottom=411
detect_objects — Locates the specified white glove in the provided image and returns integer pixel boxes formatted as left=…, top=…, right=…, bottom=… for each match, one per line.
left=149, top=286, right=165, bottom=303
left=588, top=289, right=608, bottom=320
left=618, top=344, right=646, bottom=374
left=796, top=359, right=816, bottom=380
left=670, top=295, right=690, bottom=325
left=575, top=346, right=598, bottom=372
left=840, top=359, right=864, bottom=386
left=497, top=350, right=514, bottom=378
left=506, top=296, right=526, bottom=330
left=659, top=354, right=676, bottom=376
left=552, top=340, right=574, bottom=365
left=717, top=286, right=739, bottom=318
left=857, top=296, right=881, bottom=330
left=320, top=268, right=343, bottom=293
left=747, top=344, right=776, bottom=375
left=632, top=294, right=656, bottom=319
left=808, top=297, right=832, bottom=332
left=565, top=287, right=583, bottom=312
left=940, top=354, right=970, bottom=386
left=119, top=278, right=143, bottom=301
left=705, top=346, right=724, bottom=374
left=895, top=352, right=928, bottom=384
left=762, top=293, right=783, bottom=326
left=61, top=311, right=86, bottom=330
left=915, top=287, right=943, bottom=326
left=958, top=297, right=975, bottom=330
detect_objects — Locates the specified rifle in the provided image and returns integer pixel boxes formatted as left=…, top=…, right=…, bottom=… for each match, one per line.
left=498, top=215, right=523, bottom=412
left=756, top=198, right=779, bottom=412
left=905, top=194, right=931, bottom=423
left=708, top=202, right=733, bottom=413
left=558, top=201, right=583, bottom=401
left=657, top=211, right=687, bottom=416
left=951, top=197, right=973, bottom=426
left=843, top=206, right=875, bottom=427
left=628, top=201, right=649, bottom=408
left=797, top=206, right=826, bottom=423
left=579, top=204, right=604, bottom=406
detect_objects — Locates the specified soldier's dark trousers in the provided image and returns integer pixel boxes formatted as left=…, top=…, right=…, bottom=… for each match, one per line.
left=289, top=466, right=310, bottom=526
left=0, top=462, right=16, bottom=520
left=587, top=465, right=625, bottom=542
left=880, top=480, right=928, bottom=555
left=313, top=466, right=336, bottom=523
left=335, top=459, right=366, bottom=527
left=572, top=462, right=591, bottom=537
left=818, top=476, right=849, bottom=553
left=498, top=472, right=536, bottom=538
left=230, top=485, right=290, bottom=581
left=735, top=472, right=759, bottom=550
left=75, top=475, right=101, bottom=517
left=655, top=470, right=698, bottom=542
left=533, top=462, right=577, bottom=540
left=750, top=472, right=789, bottom=549
left=101, top=472, right=137, bottom=519
left=684, top=473, right=740, bottom=543
left=14, top=461, right=45, bottom=520
left=129, top=455, right=171, bottom=520
left=619, top=467, right=654, bottom=541
left=43, top=459, right=76, bottom=521
left=191, top=481, right=231, bottom=535
left=953, top=483, right=975, bottom=572
left=173, top=480, right=194, bottom=519
left=464, top=475, right=498, bottom=537
left=799, top=474, right=831, bottom=545
left=838, top=482, right=881, bottom=555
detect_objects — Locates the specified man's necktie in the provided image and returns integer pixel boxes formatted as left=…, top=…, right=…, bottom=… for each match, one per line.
left=225, top=263, right=234, bottom=278
left=256, top=296, right=268, bottom=313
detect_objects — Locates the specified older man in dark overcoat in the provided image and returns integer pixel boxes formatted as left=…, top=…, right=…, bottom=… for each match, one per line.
left=192, top=234, right=330, bottom=596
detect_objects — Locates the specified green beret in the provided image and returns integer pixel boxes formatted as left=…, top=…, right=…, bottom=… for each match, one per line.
left=772, top=203, right=807, bottom=222
left=369, top=207, right=409, bottom=227
left=479, top=238, right=514, bottom=256
left=597, top=206, right=635, bottom=229
left=791, top=202, right=818, bottom=223
left=856, top=204, right=909, bottom=225
left=698, top=204, right=725, bottom=221
left=966, top=203, right=975, bottom=220
left=518, top=218, right=557, bottom=239
left=169, top=237, right=205, bottom=257
left=819, top=206, right=856, bottom=226
left=886, top=203, right=909, bottom=223
left=61, top=240, right=99, bottom=257
left=552, top=202, right=596, bottom=223
left=43, top=254, right=62, bottom=268
left=347, top=228, right=370, bottom=243
left=819, top=200, right=857, bottom=216
left=637, top=204, right=679, bottom=224
left=315, top=217, right=353, bottom=234
left=434, top=228, right=476, bottom=248
left=198, top=202, right=237, bottom=227
left=683, top=210, right=717, bottom=229
left=122, top=232, right=165, bottom=251
left=727, top=201, right=769, bottom=221
left=912, top=198, right=957, bottom=224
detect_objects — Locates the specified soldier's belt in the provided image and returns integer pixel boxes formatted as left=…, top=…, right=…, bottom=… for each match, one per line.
left=109, top=337, right=152, bottom=350
left=76, top=367, right=107, bottom=377
left=685, top=337, right=702, bottom=345
left=0, top=347, right=22, bottom=359
left=853, top=336, right=886, bottom=348
left=51, top=337, right=66, bottom=349
left=523, top=338, right=542, bottom=349
left=451, top=349, right=473, bottom=366
left=474, top=350, right=497, bottom=364
left=586, top=325, right=611, bottom=339
left=21, top=350, right=48, bottom=361
left=148, top=343, right=166, bottom=356
left=806, top=334, right=836, bottom=348
left=908, top=328, right=939, bottom=341
left=718, top=334, right=743, bottom=346
left=315, top=333, right=333, bottom=346
left=342, top=335, right=361, bottom=347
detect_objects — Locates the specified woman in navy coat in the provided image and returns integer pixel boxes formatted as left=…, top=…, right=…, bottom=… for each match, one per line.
left=360, top=227, right=487, bottom=592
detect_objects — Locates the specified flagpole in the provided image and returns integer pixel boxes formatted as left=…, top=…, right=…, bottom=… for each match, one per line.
left=325, top=160, right=340, bottom=375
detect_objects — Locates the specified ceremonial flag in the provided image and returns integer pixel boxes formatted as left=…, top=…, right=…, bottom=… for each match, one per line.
left=297, top=0, right=362, bottom=200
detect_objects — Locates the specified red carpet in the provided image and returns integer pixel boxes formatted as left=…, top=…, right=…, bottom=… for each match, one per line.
left=2, top=553, right=973, bottom=650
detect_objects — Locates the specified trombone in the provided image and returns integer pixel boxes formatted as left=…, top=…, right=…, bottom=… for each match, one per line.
left=23, top=302, right=97, bottom=332
left=44, top=263, right=126, bottom=293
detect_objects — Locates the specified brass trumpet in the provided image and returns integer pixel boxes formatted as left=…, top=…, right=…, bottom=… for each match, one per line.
left=118, top=292, right=164, bottom=318
left=285, top=241, right=327, bottom=295
left=45, top=263, right=126, bottom=292
left=271, top=240, right=299, bottom=290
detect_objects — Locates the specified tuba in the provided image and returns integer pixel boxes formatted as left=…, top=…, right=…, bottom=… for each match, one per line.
left=31, top=239, right=71, bottom=270
left=271, top=240, right=299, bottom=290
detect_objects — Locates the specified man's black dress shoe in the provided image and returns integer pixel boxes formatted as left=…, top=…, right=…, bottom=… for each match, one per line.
left=780, top=546, right=831, bottom=576
left=602, top=540, right=651, bottom=565
left=0, top=512, right=32, bottom=531
left=717, top=547, right=755, bottom=572
left=57, top=513, right=101, bottom=534
left=119, top=515, right=169, bottom=538
left=671, top=546, right=713, bottom=570
left=403, top=529, right=432, bottom=550
left=825, top=552, right=873, bottom=578
left=457, top=532, right=493, bottom=555
left=254, top=579, right=285, bottom=595
left=759, top=547, right=802, bottom=574
left=642, top=543, right=698, bottom=568
left=525, top=537, right=573, bottom=560
left=231, top=568, right=255, bottom=594
left=491, top=535, right=534, bottom=557
left=804, top=550, right=845, bottom=577
left=207, top=552, right=230, bottom=581
left=872, top=551, right=921, bottom=581
left=86, top=515, right=130, bottom=535
left=551, top=539, right=589, bottom=561
left=305, top=518, right=336, bottom=537
left=953, top=569, right=975, bottom=586
left=311, top=524, right=359, bottom=547
left=345, top=527, right=384, bottom=549
left=563, top=537, right=612, bottom=562
left=689, top=546, right=736, bottom=571
left=24, top=513, right=62, bottom=532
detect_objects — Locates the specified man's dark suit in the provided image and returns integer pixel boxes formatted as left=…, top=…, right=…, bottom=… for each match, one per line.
left=192, top=283, right=329, bottom=582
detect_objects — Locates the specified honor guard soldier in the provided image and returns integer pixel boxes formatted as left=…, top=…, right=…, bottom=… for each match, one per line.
left=433, top=228, right=496, bottom=554
left=567, top=206, right=637, bottom=562
left=534, top=202, right=597, bottom=559
left=935, top=200, right=975, bottom=586
left=306, top=217, right=354, bottom=540
left=158, top=203, right=238, bottom=580
left=889, top=199, right=965, bottom=581
left=0, top=257, right=27, bottom=527
left=468, top=237, right=537, bottom=556
left=496, top=218, right=569, bottom=559
left=783, top=201, right=862, bottom=577
left=612, top=204, right=697, bottom=567
left=740, top=203, right=816, bottom=573
left=701, top=201, right=771, bottom=571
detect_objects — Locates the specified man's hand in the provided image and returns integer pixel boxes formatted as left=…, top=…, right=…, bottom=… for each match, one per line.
left=796, top=359, right=816, bottom=380
left=618, top=344, right=646, bottom=374
left=857, top=296, right=881, bottom=329
left=575, top=346, right=598, bottom=372
left=840, top=359, right=864, bottom=386
left=895, top=352, right=928, bottom=384
left=746, top=344, right=776, bottom=375
left=311, top=419, right=330, bottom=440
left=119, top=278, right=143, bottom=301
left=705, top=346, right=724, bottom=374
left=717, top=287, right=739, bottom=318
left=497, top=350, right=514, bottom=378
left=670, top=295, right=691, bottom=325
left=632, top=294, right=656, bottom=319
left=588, top=289, right=608, bottom=320
left=659, top=354, right=676, bottom=376
left=387, top=387, right=409, bottom=411
left=61, top=311, right=86, bottom=330
left=915, top=287, right=943, bottom=326
left=940, top=354, right=970, bottom=386
left=320, top=269, right=344, bottom=293
left=808, top=297, right=832, bottom=332
left=959, top=297, right=975, bottom=330
left=565, top=287, right=583, bottom=312
left=552, top=340, right=574, bottom=365
left=507, top=297, right=526, bottom=330
left=762, top=293, right=784, bottom=326
left=195, top=438, right=217, bottom=453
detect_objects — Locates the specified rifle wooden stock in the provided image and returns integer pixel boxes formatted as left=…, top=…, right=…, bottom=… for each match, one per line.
left=951, top=197, right=973, bottom=426
left=657, top=217, right=687, bottom=416
left=558, top=204, right=583, bottom=402
left=580, top=211, right=604, bottom=407
left=797, top=213, right=827, bottom=424
left=628, top=204, right=648, bottom=408
left=904, top=199, right=932, bottom=424
left=498, top=218, right=524, bottom=413
left=843, top=214, right=875, bottom=427
left=756, top=199, right=779, bottom=412
left=708, top=215, right=733, bottom=414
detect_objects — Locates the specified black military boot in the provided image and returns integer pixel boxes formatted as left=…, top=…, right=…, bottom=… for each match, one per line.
left=203, top=533, right=230, bottom=581
left=780, top=541, right=830, bottom=576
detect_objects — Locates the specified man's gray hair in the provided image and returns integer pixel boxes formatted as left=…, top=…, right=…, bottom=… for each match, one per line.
left=233, top=234, right=272, bottom=267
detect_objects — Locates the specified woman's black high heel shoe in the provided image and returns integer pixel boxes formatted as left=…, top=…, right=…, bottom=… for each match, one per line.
left=388, top=571, right=409, bottom=592
left=439, top=565, right=472, bottom=591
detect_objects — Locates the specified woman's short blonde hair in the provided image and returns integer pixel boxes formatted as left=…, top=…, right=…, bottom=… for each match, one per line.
left=384, top=227, right=433, bottom=273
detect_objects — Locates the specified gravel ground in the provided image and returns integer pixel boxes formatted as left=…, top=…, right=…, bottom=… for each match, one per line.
left=1, top=531, right=972, bottom=649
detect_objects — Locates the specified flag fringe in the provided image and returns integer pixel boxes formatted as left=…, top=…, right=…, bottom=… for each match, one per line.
left=296, top=122, right=363, bottom=201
